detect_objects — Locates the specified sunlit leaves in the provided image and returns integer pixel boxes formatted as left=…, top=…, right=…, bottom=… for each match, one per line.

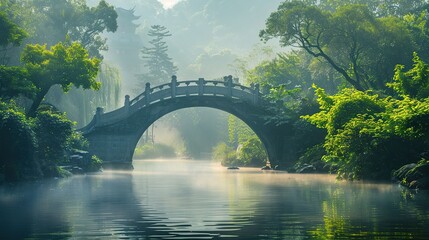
left=0, top=66, right=35, bottom=99
left=20, top=41, right=100, bottom=116
left=304, top=83, right=429, bottom=180
left=261, top=2, right=417, bottom=91
left=21, top=42, right=100, bottom=91
left=390, top=52, right=429, bottom=99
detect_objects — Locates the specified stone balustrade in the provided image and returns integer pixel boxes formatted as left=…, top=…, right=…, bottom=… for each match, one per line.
left=80, top=76, right=263, bottom=133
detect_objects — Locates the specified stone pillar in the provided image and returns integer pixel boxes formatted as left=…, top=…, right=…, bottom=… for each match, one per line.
left=254, top=84, right=260, bottom=105
left=144, top=82, right=151, bottom=106
left=124, top=95, right=130, bottom=112
left=226, top=75, right=233, bottom=98
left=171, top=75, right=177, bottom=98
left=95, top=107, right=104, bottom=125
left=198, top=78, right=204, bottom=95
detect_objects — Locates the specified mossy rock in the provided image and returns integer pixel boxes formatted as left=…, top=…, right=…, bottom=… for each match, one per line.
left=393, top=163, right=416, bottom=180
left=394, top=160, right=429, bottom=190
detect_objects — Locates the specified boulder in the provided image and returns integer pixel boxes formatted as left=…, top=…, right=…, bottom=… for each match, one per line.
left=393, top=160, right=429, bottom=190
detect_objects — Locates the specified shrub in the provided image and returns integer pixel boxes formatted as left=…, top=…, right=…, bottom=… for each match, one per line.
left=0, top=101, right=40, bottom=182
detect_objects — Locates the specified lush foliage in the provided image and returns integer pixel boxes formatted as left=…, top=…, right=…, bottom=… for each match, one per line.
left=260, top=2, right=421, bottom=91
left=390, top=52, right=429, bottom=99
left=0, top=65, right=35, bottom=99
left=134, top=143, right=176, bottom=159
left=21, top=41, right=101, bottom=116
left=237, top=137, right=267, bottom=167
left=23, top=0, right=117, bottom=59
left=33, top=108, right=74, bottom=176
left=304, top=82, right=429, bottom=180
left=0, top=101, right=39, bottom=182
left=212, top=142, right=238, bottom=167
left=0, top=10, right=27, bottom=47
left=0, top=8, right=104, bottom=182
left=0, top=101, right=94, bottom=182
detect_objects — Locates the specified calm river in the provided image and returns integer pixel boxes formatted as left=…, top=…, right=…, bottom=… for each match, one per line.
left=1, top=159, right=429, bottom=239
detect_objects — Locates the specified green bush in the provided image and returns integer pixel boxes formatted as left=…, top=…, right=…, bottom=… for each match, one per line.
left=0, top=101, right=40, bottom=182
left=237, top=137, right=267, bottom=167
left=33, top=109, right=74, bottom=176
left=213, top=142, right=238, bottom=166
left=134, top=143, right=176, bottom=159
left=85, top=155, right=103, bottom=172
left=304, top=85, right=429, bottom=180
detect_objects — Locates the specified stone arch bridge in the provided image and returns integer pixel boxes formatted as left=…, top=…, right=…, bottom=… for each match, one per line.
left=80, top=76, right=291, bottom=169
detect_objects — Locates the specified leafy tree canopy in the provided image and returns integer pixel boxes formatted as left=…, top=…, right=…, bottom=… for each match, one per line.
left=260, top=2, right=415, bottom=91
left=26, top=0, right=117, bottom=59
left=390, top=52, right=429, bottom=99
left=303, top=84, right=429, bottom=180
left=0, top=10, right=27, bottom=47
left=21, top=41, right=101, bottom=116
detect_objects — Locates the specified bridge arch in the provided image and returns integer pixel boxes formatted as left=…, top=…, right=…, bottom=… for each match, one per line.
left=80, top=76, right=289, bottom=169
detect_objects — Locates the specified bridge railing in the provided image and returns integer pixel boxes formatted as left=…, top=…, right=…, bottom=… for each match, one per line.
left=82, top=76, right=263, bottom=131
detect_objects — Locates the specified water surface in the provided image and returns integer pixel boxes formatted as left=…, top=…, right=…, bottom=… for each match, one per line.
left=1, top=159, right=428, bottom=239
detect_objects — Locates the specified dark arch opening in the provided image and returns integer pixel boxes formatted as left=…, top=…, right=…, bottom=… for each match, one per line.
left=132, top=107, right=269, bottom=166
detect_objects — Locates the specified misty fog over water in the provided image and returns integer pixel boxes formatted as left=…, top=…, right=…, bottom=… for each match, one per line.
left=1, top=160, right=428, bottom=239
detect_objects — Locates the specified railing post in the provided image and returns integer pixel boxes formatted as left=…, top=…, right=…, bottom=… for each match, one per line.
left=198, top=78, right=204, bottom=95
left=95, top=107, right=104, bottom=125
left=144, top=82, right=151, bottom=106
left=124, top=95, right=130, bottom=112
left=254, top=83, right=260, bottom=105
left=171, top=75, right=177, bottom=98
left=226, top=75, right=233, bottom=98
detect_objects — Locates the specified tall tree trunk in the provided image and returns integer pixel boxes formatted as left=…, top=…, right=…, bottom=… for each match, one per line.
left=27, top=87, right=49, bottom=117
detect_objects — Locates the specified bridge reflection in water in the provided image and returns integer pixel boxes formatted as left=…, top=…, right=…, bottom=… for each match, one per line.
left=80, top=76, right=291, bottom=169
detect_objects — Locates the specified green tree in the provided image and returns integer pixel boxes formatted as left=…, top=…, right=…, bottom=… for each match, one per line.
left=33, top=108, right=74, bottom=176
left=0, top=10, right=27, bottom=47
left=304, top=84, right=429, bottom=180
left=0, top=65, right=35, bottom=99
left=138, top=25, right=178, bottom=86
left=0, top=2, right=28, bottom=64
left=0, top=101, right=39, bottom=182
left=28, top=0, right=117, bottom=59
left=237, top=137, right=267, bottom=167
left=390, top=52, right=429, bottom=99
left=21, top=41, right=100, bottom=116
left=260, top=2, right=414, bottom=91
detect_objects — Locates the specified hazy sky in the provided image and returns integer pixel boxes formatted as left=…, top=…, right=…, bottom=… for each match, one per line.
left=158, top=0, right=181, bottom=9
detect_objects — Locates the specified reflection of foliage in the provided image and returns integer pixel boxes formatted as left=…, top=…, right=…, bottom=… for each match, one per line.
left=310, top=197, right=350, bottom=239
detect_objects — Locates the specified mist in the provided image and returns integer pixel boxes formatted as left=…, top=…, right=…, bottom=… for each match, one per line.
left=89, top=0, right=282, bottom=157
